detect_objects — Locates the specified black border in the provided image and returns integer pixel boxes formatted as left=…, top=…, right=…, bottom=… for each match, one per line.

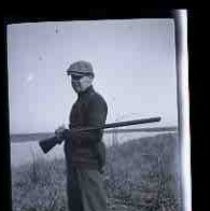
left=4, top=9, right=173, bottom=24
left=188, top=10, right=208, bottom=211
left=1, top=15, right=11, bottom=211
left=1, top=9, right=203, bottom=211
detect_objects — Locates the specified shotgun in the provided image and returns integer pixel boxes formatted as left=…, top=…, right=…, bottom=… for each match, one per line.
left=39, top=117, right=161, bottom=154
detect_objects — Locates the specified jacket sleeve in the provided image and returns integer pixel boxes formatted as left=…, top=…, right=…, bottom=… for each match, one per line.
left=69, top=95, right=108, bottom=145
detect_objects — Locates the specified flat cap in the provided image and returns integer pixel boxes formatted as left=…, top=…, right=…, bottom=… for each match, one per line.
left=67, top=61, right=94, bottom=76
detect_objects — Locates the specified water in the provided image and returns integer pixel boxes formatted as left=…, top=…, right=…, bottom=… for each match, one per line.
left=10, top=141, right=65, bottom=167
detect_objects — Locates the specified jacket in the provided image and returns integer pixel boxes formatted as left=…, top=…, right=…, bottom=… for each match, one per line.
left=64, top=85, right=108, bottom=169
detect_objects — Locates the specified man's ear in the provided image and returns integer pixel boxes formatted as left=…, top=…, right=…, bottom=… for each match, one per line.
left=86, top=74, right=94, bottom=82
left=89, top=74, right=94, bottom=80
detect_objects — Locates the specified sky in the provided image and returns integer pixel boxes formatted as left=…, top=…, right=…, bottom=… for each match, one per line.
left=7, top=19, right=178, bottom=134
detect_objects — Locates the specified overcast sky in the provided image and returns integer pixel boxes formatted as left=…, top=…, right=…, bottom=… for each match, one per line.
left=7, top=19, right=178, bottom=134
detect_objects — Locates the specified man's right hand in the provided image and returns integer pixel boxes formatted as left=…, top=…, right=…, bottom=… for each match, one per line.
left=55, top=125, right=66, bottom=144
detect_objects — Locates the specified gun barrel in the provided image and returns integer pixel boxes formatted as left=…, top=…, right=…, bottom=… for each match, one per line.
left=73, top=117, right=161, bottom=132
left=102, top=117, right=161, bottom=129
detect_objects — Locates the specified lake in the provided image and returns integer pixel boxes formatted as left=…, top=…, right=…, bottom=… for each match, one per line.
left=10, top=141, right=65, bottom=168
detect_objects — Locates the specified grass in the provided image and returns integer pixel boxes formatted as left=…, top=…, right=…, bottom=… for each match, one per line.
left=12, top=158, right=67, bottom=211
left=11, top=133, right=182, bottom=211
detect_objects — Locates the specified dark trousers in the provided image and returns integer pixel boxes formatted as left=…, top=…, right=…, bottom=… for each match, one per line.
left=66, top=167, right=84, bottom=211
left=66, top=166, right=107, bottom=211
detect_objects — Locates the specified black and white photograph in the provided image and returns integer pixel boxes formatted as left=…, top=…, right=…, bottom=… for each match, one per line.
left=7, top=10, right=191, bottom=211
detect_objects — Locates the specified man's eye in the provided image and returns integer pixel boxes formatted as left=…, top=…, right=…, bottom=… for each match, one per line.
left=72, top=76, right=83, bottom=80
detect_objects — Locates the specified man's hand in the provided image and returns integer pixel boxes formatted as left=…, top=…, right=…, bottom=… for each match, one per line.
left=55, top=125, right=66, bottom=144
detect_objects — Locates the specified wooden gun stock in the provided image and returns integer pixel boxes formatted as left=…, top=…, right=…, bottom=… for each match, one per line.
left=39, top=136, right=59, bottom=154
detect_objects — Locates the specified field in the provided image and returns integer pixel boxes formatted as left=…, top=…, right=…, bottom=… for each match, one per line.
left=11, top=132, right=182, bottom=211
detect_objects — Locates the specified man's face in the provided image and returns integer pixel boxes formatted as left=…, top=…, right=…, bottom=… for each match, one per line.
left=71, top=74, right=93, bottom=93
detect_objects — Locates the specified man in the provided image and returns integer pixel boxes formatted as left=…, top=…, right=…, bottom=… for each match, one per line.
left=55, top=61, right=108, bottom=211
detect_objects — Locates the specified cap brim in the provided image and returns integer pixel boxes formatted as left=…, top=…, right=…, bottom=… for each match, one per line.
left=66, top=70, right=85, bottom=76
